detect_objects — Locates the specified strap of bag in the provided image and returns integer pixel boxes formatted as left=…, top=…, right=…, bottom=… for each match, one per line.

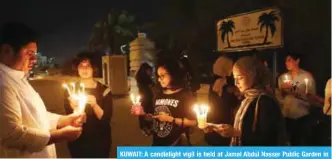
left=185, top=128, right=192, bottom=146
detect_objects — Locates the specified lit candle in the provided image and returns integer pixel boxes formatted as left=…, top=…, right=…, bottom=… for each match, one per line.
left=135, top=95, right=141, bottom=105
left=62, top=83, right=72, bottom=96
left=77, top=92, right=87, bottom=114
left=193, top=104, right=209, bottom=129
left=80, top=83, right=85, bottom=94
left=130, top=94, right=142, bottom=115
left=63, top=82, right=87, bottom=115
left=284, top=74, right=290, bottom=83
left=304, top=78, right=309, bottom=94
left=71, top=83, right=76, bottom=95
left=130, top=94, right=136, bottom=104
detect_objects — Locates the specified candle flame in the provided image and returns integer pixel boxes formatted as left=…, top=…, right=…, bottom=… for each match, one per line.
left=136, top=95, right=141, bottom=104
left=130, top=94, right=135, bottom=104
left=193, top=104, right=209, bottom=129
left=193, top=104, right=199, bottom=115
left=193, top=104, right=209, bottom=116
left=62, top=83, right=68, bottom=88
left=63, top=82, right=87, bottom=114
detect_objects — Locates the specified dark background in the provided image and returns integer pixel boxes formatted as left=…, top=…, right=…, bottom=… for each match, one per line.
left=0, top=0, right=330, bottom=95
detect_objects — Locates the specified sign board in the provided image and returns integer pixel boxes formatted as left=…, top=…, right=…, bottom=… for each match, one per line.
left=217, top=8, right=283, bottom=52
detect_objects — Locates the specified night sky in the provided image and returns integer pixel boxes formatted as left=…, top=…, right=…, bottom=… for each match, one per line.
left=0, top=0, right=156, bottom=64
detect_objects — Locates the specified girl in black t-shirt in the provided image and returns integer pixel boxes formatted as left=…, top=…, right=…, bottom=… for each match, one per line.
left=131, top=59, right=197, bottom=146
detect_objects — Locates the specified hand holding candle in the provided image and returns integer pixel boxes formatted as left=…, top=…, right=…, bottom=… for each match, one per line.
left=283, top=75, right=293, bottom=89
left=71, top=83, right=76, bottom=95
left=130, top=93, right=144, bottom=116
left=63, top=82, right=87, bottom=115
left=62, top=84, right=72, bottom=96
left=283, top=75, right=290, bottom=83
left=193, top=104, right=209, bottom=129
left=130, top=93, right=141, bottom=105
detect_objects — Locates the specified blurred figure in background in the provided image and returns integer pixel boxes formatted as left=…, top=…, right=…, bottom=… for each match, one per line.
left=277, top=53, right=316, bottom=146
left=135, top=63, right=154, bottom=135
left=204, top=56, right=239, bottom=146
left=179, top=57, right=200, bottom=94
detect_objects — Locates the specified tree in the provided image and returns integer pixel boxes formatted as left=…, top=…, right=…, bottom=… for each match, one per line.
left=89, top=10, right=136, bottom=54
left=258, top=11, right=279, bottom=44
left=219, top=20, right=235, bottom=48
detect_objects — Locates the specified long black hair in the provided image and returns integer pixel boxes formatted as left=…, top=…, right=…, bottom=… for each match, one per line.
left=135, top=63, right=153, bottom=86
left=157, top=58, right=185, bottom=89
left=73, top=52, right=99, bottom=77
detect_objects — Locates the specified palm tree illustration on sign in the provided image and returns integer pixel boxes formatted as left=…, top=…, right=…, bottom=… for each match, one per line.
left=258, top=11, right=279, bottom=44
left=219, top=20, right=235, bottom=48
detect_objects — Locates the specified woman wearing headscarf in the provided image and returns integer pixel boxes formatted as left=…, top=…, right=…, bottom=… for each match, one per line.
left=207, top=56, right=287, bottom=146
left=204, top=56, right=239, bottom=146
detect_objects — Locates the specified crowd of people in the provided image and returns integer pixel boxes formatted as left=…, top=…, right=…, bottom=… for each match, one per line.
left=132, top=48, right=331, bottom=147
left=0, top=22, right=330, bottom=158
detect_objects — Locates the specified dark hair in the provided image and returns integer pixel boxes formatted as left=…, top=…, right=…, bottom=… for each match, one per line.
left=287, top=52, right=302, bottom=61
left=135, top=63, right=153, bottom=86
left=179, top=57, right=193, bottom=76
left=73, top=52, right=99, bottom=77
left=179, top=57, right=200, bottom=91
left=157, top=58, right=185, bottom=89
left=0, top=22, right=38, bottom=54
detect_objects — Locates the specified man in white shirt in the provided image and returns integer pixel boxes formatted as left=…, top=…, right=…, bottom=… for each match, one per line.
left=277, top=53, right=316, bottom=146
left=0, top=22, right=83, bottom=158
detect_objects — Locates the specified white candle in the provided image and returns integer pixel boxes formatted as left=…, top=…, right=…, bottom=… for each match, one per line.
left=130, top=94, right=136, bottom=104
left=71, top=83, right=76, bottom=95
left=304, top=78, right=309, bottom=94
left=193, top=104, right=209, bottom=129
left=62, top=83, right=72, bottom=96
left=136, top=95, right=141, bottom=104
left=78, top=93, right=87, bottom=114
left=284, top=75, right=290, bottom=83
left=80, top=83, right=85, bottom=94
